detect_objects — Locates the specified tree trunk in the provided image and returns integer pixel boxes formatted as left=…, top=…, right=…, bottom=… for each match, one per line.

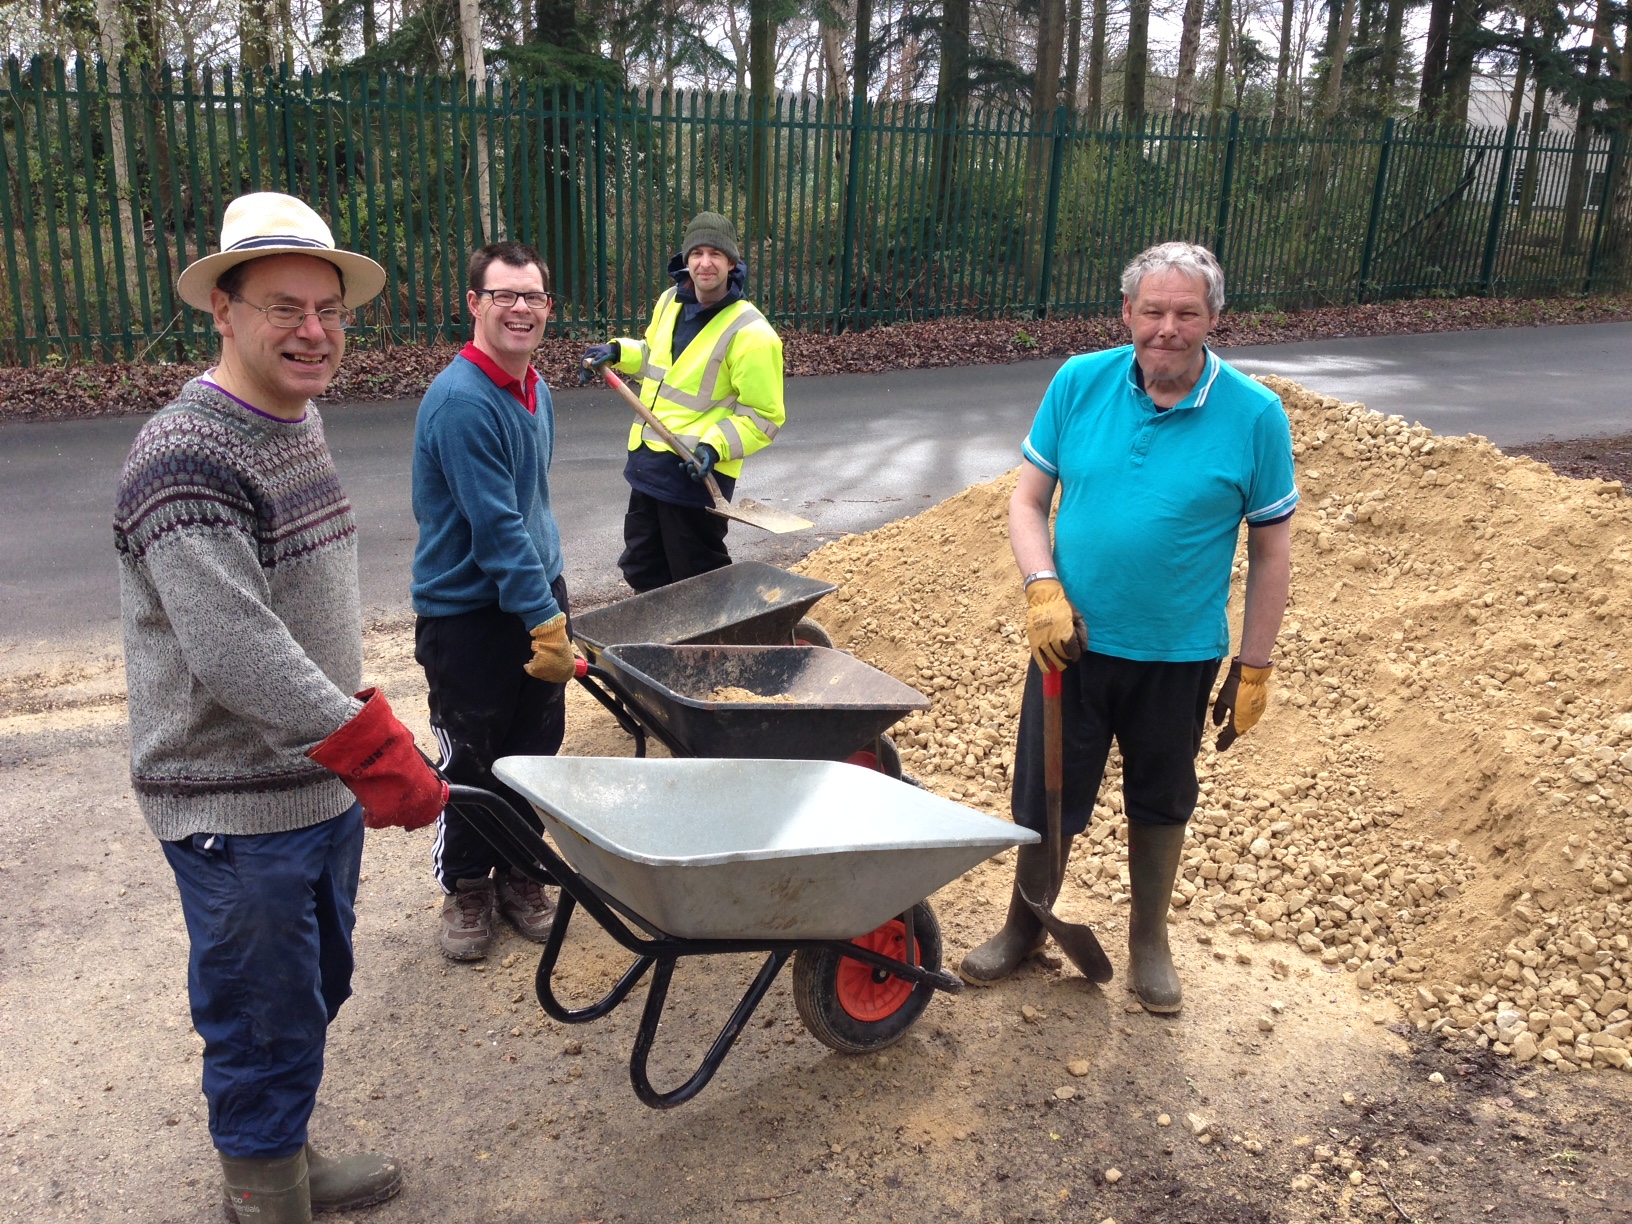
left=96, top=0, right=139, bottom=290
left=1085, top=0, right=1107, bottom=119
left=1317, top=0, right=1358, bottom=122
left=1515, top=78, right=1548, bottom=230
left=1172, top=0, right=1206, bottom=114
left=319, top=0, right=344, bottom=65
left=1210, top=0, right=1232, bottom=114
left=1123, top=0, right=1150, bottom=119
left=748, top=0, right=775, bottom=240
left=822, top=21, right=847, bottom=102
left=458, top=0, right=494, bottom=243
left=363, top=0, right=378, bottom=52
left=1378, top=0, right=1405, bottom=110
left=1063, top=0, right=1083, bottom=107
left=1272, top=0, right=1295, bottom=126
left=932, top=0, right=970, bottom=208
left=1031, top=0, right=1067, bottom=123
left=241, top=0, right=274, bottom=70
left=1419, top=0, right=1452, bottom=118
left=1443, top=0, right=1480, bottom=126
left=1562, top=0, right=1612, bottom=252
left=1505, top=20, right=1533, bottom=130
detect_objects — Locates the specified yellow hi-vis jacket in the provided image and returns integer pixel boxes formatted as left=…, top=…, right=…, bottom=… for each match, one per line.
left=611, top=289, right=785, bottom=479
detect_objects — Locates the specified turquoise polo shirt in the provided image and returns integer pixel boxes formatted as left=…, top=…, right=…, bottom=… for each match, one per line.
left=1021, top=345, right=1297, bottom=663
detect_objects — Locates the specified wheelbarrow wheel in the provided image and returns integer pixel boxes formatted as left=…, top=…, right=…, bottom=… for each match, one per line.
left=793, top=902, right=942, bottom=1054
left=791, top=617, right=833, bottom=648
left=844, top=733, right=902, bottom=779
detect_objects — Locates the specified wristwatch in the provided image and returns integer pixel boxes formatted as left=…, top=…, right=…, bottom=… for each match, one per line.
left=1022, top=569, right=1058, bottom=589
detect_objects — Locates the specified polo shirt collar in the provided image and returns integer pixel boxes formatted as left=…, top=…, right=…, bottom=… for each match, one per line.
left=459, top=341, right=540, bottom=413
left=1127, top=345, right=1221, bottom=413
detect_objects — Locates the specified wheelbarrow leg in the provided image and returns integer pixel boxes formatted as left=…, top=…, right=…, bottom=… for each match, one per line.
left=629, top=950, right=790, bottom=1110
left=534, top=890, right=657, bottom=1024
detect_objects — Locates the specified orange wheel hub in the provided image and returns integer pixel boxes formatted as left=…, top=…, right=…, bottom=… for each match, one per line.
left=836, top=919, right=920, bottom=1022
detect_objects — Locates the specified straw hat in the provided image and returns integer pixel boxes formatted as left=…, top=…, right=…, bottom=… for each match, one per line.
left=177, top=192, right=386, bottom=311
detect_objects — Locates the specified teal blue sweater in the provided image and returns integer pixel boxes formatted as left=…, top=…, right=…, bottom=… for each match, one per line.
left=411, top=355, right=564, bottom=628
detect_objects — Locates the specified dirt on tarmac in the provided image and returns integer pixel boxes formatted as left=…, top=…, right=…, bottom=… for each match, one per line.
left=4, top=379, right=1632, bottom=1223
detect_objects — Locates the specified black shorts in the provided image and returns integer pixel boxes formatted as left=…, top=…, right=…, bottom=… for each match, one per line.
left=1011, top=652, right=1222, bottom=836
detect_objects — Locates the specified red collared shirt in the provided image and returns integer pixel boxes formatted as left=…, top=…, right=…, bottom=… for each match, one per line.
left=459, top=342, right=541, bottom=414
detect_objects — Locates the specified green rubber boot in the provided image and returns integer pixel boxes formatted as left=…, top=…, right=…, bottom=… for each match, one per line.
left=306, top=1142, right=403, bottom=1213
left=219, top=1149, right=311, bottom=1224
left=1127, top=821, right=1188, bottom=1014
left=958, top=840, right=1065, bottom=985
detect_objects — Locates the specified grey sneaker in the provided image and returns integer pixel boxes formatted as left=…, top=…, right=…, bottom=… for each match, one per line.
left=496, top=870, right=557, bottom=942
left=440, top=877, right=495, bottom=961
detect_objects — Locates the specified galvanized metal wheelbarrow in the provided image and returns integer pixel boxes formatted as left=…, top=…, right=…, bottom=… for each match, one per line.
left=447, top=756, right=1038, bottom=1109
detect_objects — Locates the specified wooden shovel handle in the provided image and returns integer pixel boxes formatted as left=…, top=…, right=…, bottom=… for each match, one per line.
left=597, top=365, right=730, bottom=505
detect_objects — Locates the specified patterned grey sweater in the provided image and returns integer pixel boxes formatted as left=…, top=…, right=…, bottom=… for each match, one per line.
left=115, top=378, right=363, bottom=840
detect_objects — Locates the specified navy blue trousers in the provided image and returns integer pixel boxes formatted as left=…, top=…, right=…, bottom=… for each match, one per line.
left=161, top=803, right=364, bottom=1158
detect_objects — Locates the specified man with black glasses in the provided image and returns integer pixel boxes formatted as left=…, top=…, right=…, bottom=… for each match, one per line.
left=410, top=241, right=576, bottom=961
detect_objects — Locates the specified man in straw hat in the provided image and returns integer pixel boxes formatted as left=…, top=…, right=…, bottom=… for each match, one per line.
left=115, top=192, right=446, bottom=1222
left=581, top=210, right=785, bottom=591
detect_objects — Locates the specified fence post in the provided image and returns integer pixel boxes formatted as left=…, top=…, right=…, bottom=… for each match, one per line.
left=593, top=82, right=609, bottom=329
left=1357, top=117, right=1395, bottom=304
left=1479, top=122, right=1519, bottom=296
left=1211, top=109, right=1240, bottom=260
left=837, top=95, right=867, bottom=333
left=1035, top=103, right=1070, bottom=318
left=1583, top=130, right=1622, bottom=294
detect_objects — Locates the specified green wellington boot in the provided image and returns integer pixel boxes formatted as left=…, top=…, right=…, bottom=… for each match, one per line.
left=306, top=1142, right=404, bottom=1213
left=220, top=1149, right=311, bottom=1224
left=958, top=839, right=1067, bottom=985
left=1127, top=821, right=1188, bottom=1014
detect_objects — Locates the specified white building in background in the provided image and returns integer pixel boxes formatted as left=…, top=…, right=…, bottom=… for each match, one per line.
left=1464, top=72, right=1610, bottom=211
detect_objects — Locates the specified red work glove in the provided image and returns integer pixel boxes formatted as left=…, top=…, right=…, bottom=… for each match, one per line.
left=307, top=688, right=448, bottom=830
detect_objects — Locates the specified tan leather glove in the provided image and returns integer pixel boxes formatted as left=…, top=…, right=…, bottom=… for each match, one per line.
left=1024, top=579, right=1087, bottom=673
left=525, top=613, right=576, bottom=683
left=1211, top=658, right=1273, bottom=750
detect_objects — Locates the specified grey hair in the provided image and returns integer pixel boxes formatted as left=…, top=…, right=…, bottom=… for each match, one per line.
left=1120, top=242, right=1225, bottom=314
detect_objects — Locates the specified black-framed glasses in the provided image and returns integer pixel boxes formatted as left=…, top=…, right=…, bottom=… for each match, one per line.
left=476, top=289, right=554, bottom=310
left=230, top=294, right=354, bottom=331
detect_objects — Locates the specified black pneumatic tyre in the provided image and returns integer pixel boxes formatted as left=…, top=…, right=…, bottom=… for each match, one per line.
left=791, top=617, right=834, bottom=648
left=793, top=902, right=942, bottom=1054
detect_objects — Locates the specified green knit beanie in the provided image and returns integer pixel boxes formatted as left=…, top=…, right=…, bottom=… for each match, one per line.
left=680, top=212, right=740, bottom=264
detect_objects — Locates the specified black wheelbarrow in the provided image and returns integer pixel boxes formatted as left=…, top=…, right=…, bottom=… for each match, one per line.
left=571, top=561, right=837, bottom=662
left=579, top=643, right=928, bottom=779
left=446, top=757, right=1038, bottom=1109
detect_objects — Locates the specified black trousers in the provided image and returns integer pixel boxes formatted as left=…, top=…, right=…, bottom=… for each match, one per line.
left=617, top=487, right=734, bottom=593
left=1011, top=652, right=1222, bottom=836
left=415, top=577, right=569, bottom=891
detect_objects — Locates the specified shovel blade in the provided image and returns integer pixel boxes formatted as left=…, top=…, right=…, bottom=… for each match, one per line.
left=707, top=497, right=813, bottom=534
left=1018, top=890, right=1115, bottom=984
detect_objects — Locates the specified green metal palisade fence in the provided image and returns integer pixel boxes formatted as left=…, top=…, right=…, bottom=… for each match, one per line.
left=0, top=55, right=1626, bottom=363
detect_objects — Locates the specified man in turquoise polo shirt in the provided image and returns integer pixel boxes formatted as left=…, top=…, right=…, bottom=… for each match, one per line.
left=960, top=242, right=1296, bottom=1015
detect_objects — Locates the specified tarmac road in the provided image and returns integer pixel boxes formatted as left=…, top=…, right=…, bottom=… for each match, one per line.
left=3, top=321, right=1628, bottom=647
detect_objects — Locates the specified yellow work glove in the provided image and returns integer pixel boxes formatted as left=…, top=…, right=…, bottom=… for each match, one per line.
left=1024, top=579, right=1086, bottom=674
left=525, top=613, right=577, bottom=683
left=1211, top=658, right=1273, bottom=750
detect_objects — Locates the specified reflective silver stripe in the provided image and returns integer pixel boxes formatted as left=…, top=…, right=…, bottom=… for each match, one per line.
left=635, top=340, right=666, bottom=383
left=696, top=304, right=765, bottom=404
left=654, top=382, right=712, bottom=412
left=713, top=417, right=747, bottom=461
left=641, top=424, right=706, bottom=452
left=739, top=404, right=781, bottom=440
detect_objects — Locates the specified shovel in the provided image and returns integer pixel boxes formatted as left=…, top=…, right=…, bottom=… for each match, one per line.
left=591, top=363, right=813, bottom=535
left=1016, top=667, right=1114, bottom=984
